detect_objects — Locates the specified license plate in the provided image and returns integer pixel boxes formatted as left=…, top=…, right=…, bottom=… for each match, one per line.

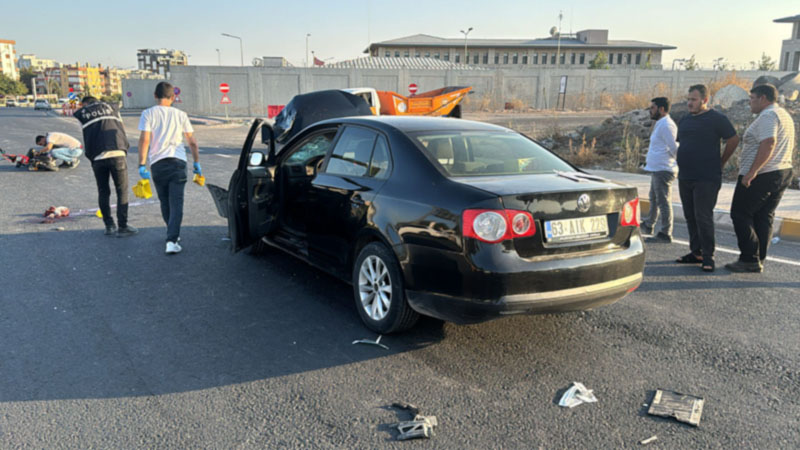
left=545, top=215, right=609, bottom=242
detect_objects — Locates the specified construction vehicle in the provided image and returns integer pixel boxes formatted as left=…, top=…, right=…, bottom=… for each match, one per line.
left=342, top=86, right=471, bottom=118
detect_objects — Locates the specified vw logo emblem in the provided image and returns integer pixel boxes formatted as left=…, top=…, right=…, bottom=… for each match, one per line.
left=577, top=194, right=591, bottom=212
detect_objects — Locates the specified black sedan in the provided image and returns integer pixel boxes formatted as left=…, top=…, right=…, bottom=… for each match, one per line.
left=213, top=106, right=644, bottom=333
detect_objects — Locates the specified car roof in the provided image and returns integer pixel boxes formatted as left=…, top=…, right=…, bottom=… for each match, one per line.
left=316, top=116, right=512, bottom=134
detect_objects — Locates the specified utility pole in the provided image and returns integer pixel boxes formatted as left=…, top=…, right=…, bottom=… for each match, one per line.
left=460, top=27, right=473, bottom=63
left=305, top=33, right=311, bottom=68
left=555, top=11, right=563, bottom=68
left=216, top=48, right=221, bottom=66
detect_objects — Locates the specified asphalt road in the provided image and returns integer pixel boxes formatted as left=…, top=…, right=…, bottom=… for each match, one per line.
left=1, top=107, right=798, bottom=448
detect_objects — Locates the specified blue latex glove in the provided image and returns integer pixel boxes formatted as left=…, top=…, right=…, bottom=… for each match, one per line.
left=138, top=165, right=150, bottom=179
left=193, top=161, right=202, bottom=175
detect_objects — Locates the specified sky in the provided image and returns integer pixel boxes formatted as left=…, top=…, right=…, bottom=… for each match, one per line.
left=2, top=0, right=798, bottom=69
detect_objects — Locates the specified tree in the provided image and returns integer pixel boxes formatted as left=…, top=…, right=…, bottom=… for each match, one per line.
left=18, top=68, right=36, bottom=91
left=755, top=53, right=776, bottom=71
left=47, top=80, right=62, bottom=97
left=684, top=54, right=699, bottom=71
left=713, top=58, right=730, bottom=71
left=0, top=74, right=28, bottom=96
left=589, top=52, right=609, bottom=69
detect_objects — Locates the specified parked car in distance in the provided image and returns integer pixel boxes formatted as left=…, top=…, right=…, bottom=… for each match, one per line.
left=58, top=98, right=69, bottom=105
left=211, top=91, right=645, bottom=333
left=5, top=98, right=18, bottom=107
left=34, top=99, right=52, bottom=110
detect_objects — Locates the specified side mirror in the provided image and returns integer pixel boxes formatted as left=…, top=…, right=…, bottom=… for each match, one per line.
left=248, top=152, right=264, bottom=166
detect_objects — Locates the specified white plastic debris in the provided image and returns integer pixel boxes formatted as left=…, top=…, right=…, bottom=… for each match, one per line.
left=351, top=335, right=389, bottom=350
left=558, top=382, right=598, bottom=408
left=640, top=435, right=658, bottom=445
left=771, top=237, right=780, bottom=244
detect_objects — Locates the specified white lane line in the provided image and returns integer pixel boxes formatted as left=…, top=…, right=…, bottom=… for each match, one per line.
left=672, top=238, right=800, bottom=267
left=213, top=154, right=234, bottom=158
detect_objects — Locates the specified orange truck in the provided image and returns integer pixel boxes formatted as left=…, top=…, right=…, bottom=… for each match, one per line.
left=342, top=86, right=472, bottom=118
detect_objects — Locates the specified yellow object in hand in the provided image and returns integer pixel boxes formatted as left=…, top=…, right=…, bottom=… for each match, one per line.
left=193, top=174, right=206, bottom=186
left=132, top=179, right=153, bottom=199
left=96, top=210, right=103, bottom=218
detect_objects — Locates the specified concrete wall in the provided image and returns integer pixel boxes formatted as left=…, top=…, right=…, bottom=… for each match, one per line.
left=122, top=66, right=791, bottom=116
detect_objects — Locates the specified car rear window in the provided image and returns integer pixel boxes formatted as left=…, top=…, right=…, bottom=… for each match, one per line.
left=411, top=131, right=573, bottom=176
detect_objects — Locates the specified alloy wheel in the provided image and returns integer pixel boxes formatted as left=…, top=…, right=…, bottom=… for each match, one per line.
left=358, top=255, right=392, bottom=321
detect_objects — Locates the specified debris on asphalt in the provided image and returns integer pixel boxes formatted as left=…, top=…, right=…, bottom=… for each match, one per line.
left=647, top=389, right=704, bottom=426
left=771, top=237, right=781, bottom=244
left=41, top=206, right=70, bottom=223
left=558, top=382, right=598, bottom=408
left=352, top=335, right=389, bottom=350
left=395, top=414, right=438, bottom=440
left=391, top=402, right=420, bottom=416
left=52, top=227, right=65, bottom=231
left=639, top=435, right=658, bottom=445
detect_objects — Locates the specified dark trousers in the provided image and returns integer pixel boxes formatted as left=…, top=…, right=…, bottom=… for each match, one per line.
left=91, top=156, right=129, bottom=228
left=151, top=158, right=187, bottom=243
left=678, top=179, right=721, bottom=260
left=730, top=169, right=792, bottom=263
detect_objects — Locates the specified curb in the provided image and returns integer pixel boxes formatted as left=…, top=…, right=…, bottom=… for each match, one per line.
left=639, top=198, right=800, bottom=241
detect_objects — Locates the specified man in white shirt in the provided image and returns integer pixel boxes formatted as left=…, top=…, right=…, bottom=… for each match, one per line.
left=137, top=82, right=202, bottom=254
left=725, top=84, right=795, bottom=273
left=640, top=97, right=679, bottom=243
left=35, top=132, right=84, bottom=168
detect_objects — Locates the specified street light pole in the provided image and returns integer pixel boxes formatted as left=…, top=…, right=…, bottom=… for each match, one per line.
left=460, top=27, right=473, bottom=64
left=305, top=33, right=311, bottom=68
left=221, top=33, right=243, bottom=66
left=556, top=11, right=563, bottom=68
left=216, top=48, right=221, bottom=66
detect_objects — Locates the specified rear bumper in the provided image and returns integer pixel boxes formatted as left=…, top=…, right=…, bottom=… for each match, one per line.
left=406, top=272, right=641, bottom=324
left=400, top=233, right=645, bottom=324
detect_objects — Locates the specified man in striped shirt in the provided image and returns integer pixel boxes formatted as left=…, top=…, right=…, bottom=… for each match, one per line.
left=725, top=84, right=795, bottom=273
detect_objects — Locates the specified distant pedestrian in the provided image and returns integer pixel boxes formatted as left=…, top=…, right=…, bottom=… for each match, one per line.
left=137, top=81, right=201, bottom=254
left=74, top=96, right=138, bottom=237
left=34, top=132, right=83, bottom=167
left=725, top=84, right=795, bottom=273
left=675, top=84, right=740, bottom=272
left=640, top=97, right=678, bottom=243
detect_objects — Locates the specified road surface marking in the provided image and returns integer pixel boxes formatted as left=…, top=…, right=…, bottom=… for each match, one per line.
left=672, top=238, right=800, bottom=267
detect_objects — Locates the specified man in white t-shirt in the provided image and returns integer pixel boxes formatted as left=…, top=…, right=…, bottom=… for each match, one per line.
left=137, top=82, right=202, bottom=254
left=35, top=132, right=84, bottom=168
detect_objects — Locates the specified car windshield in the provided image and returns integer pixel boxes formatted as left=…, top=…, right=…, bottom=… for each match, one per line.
left=411, top=130, right=574, bottom=177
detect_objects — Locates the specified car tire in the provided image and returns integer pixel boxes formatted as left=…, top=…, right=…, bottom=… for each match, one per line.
left=352, top=242, right=418, bottom=334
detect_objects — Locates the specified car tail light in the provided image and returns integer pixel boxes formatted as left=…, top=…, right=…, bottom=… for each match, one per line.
left=463, top=209, right=536, bottom=243
left=620, top=198, right=640, bottom=227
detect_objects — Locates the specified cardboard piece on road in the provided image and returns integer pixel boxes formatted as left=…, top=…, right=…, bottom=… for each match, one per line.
left=647, top=389, right=704, bottom=426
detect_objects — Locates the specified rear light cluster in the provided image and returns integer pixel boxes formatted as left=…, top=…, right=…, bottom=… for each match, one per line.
left=620, top=198, right=640, bottom=227
left=463, top=209, right=536, bottom=243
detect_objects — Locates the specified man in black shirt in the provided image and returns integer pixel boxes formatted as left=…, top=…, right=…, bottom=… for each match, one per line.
left=675, top=85, right=739, bottom=272
left=74, top=96, right=138, bottom=237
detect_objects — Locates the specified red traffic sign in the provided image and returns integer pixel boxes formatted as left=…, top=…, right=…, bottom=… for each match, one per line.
left=408, top=83, right=418, bottom=94
left=220, top=93, right=232, bottom=104
left=68, top=87, right=74, bottom=93
left=219, top=83, right=230, bottom=93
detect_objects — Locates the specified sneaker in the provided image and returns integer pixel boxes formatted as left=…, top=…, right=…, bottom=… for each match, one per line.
left=104, top=225, right=117, bottom=236
left=639, top=224, right=653, bottom=235
left=116, top=225, right=139, bottom=238
left=166, top=241, right=182, bottom=254
left=645, top=232, right=673, bottom=243
left=724, top=260, right=763, bottom=273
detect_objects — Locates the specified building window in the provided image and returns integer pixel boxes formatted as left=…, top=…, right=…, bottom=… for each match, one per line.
left=425, top=52, right=430, bottom=58
left=482, top=53, right=488, bottom=64
left=395, top=51, right=400, bottom=57
left=434, top=52, right=440, bottom=59
left=580, top=53, right=585, bottom=64
left=415, top=51, right=421, bottom=58
left=560, top=53, right=565, bottom=65
left=532, top=53, right=538, bottom=64
left=522, top=55, right=527, bottom=64
left=571, top=53, right=576, bottom=64
left=385, top=51, right=390, bottom=57
left=494, top=53, right=499, bottom=64
left=503, top=53, right=509, bottom=64
left=550, top=53, right=556, bottom=64
left=608, top=53, right=614, bottom=65
left=512, top=53, right=518, bottom=64
left=541, top=53, right=547, bottom=65
left=455, top=54, right=460, bottom=63
left=626, top=53, right=632, bottom=64
left=444, top=52, right=449, bottom=61
left=404, top=50, right=409, bottom=57
left=635, top=53, right=641, bottom=65
left=617, top=54, right=622, bottom=64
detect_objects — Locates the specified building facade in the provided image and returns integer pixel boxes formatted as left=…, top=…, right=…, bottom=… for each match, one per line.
left=34, top=63, right=106, bottom=97
left=775, top=14, right=800, bottom=71
left=366, top=30, right=675, bottom=70
left=137, top=48, right=188, bottom=77
left=17, top=54, right=61, bottom=71
left=0, top=39, right=19, bottom=80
